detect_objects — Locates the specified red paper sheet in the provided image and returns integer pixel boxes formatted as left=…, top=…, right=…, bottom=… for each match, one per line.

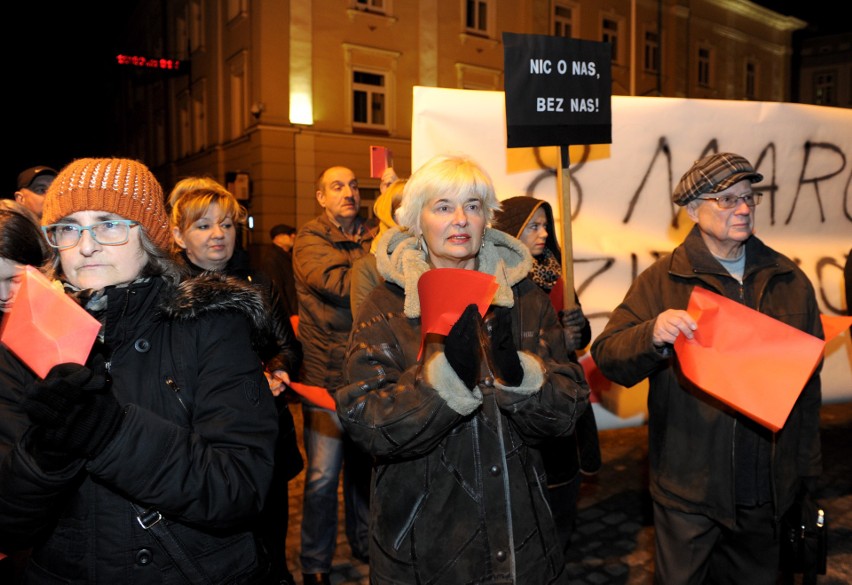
left=288, top=381, right=336, bottom=411
left=673, top=287, right=824, bottom=432
left=417, top=268, right=498, bottom=358
left=0, top=266, right=100, bottom=379
left=820, top=314, right=852, bottom=342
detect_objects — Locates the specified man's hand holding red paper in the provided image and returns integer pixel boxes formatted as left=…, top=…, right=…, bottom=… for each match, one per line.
left=653, top=309, right=697, bottom=348
left=672, top=287, right=824, bottom=431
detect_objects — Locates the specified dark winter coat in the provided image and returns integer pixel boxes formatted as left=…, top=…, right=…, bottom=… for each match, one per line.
left=293, top=213, right=372, bottom=393
left=591, top=226, right=823, bottom=527
left=0, top=274, right=279, bottom=584
left=492, top=196, right=602, bottom=484
left=261, top=244, right=298, bottom=318
left=337, top=227, right=590, bottom=585
left=180, top=248, right=302, bottom=376
left=180, top=249, right=304, bottom=480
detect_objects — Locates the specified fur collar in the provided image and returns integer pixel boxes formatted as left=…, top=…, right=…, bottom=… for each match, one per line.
left=159, top=272, right=275, bottom=350
left=375, top=227, right=533, bottom=318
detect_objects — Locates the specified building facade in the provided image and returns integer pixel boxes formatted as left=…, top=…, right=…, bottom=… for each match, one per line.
left=115, top=0, right=805, bottom=249
left=795, top=32, right=852, bottom=108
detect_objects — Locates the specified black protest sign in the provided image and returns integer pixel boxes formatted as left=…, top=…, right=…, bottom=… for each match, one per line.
left=503, top=32, right=612, bottom=148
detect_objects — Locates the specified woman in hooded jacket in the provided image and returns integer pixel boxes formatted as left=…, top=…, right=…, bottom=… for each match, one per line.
left=336, top=154, right=591, bottom=585
left=0, top=158, right=279, bottom=584
left=493, top=195, right=602, bottom=554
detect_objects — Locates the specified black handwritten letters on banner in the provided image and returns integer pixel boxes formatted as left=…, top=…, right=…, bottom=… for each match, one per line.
left=503, top=32, right=612, bottom=148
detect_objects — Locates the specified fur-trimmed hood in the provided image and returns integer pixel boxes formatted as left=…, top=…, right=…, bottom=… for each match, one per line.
left=159, top=271, right=277, bottom=357
left=374, top=226, right=533, bottom=318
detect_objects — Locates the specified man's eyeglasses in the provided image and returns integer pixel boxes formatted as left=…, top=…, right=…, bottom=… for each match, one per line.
left=42, top=220, right=140, bottom=250
left=697, top=193, right=762, bottom=209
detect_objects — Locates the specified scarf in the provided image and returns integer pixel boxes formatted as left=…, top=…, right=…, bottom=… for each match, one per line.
left=530, top=248, right=561, bottom=291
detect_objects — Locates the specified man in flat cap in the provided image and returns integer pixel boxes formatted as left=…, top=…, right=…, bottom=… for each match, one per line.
left=591, top=153, right=823, bottom=584
left=14, top=166, right=57, bottom=220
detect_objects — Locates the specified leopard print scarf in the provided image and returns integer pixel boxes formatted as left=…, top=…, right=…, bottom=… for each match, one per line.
left=529, top=248, right=561, bottom=291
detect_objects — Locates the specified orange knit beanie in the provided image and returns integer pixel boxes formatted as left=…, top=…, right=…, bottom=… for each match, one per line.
left=41, top=158, right=171, bottom=253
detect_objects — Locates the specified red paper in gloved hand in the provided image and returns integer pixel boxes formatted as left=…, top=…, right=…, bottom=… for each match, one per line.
left=673, top=287, right=824, bottom=432
left=0, top=265, right=100, bottom=379
left=417, top=268, right=498, bottom=359
left=288, top=381, right=336, bottom=411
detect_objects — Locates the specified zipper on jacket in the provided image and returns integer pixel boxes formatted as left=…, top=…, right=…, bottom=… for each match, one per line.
left=165, top=377, right=190, bottom=414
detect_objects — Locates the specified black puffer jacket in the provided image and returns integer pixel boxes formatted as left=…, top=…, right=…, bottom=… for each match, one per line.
left=337, top=227, right=590, bottom=585
left=179, top=248, right=302, bottom=376
left=0, top=274, right=278, bottom=584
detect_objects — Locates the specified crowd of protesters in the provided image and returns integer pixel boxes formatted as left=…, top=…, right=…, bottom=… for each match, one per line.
left=0, top=152, right=831, bottom=585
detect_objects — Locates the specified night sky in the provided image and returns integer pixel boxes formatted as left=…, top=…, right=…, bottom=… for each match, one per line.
left=4, top=1, right=844, bottom=195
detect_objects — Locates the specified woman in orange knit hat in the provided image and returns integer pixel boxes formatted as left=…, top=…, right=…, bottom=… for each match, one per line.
left=0, top=158, right=279, bottom=583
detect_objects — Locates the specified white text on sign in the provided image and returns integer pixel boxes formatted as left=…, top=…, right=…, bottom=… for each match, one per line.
left=529, top=59, right=599, bottom=78
left=536, top=97, right=600, bottom=112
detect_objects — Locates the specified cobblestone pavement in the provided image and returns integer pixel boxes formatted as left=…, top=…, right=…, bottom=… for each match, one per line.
left=283, top=400, right=852, bottom=584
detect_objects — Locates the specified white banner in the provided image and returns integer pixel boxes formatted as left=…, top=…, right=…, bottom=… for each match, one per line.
left=412, top=87, right=851, bottom=424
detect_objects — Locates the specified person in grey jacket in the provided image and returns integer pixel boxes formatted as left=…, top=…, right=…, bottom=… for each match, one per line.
left=0, top=158, right=278, bottom=584
left=591, top=152, right=823, bottom=585
left=337, top=154, right=590, bottom=585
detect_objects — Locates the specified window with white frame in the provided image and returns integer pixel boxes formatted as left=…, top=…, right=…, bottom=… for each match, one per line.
left=644, top=29, right=660, bottom=73
left=697, top=46, right=713, bottom=87
left=344, top=44, right=399, bottom=133
left=465, top=0, right=492, bottom=37
left=602, top=17, right=621, bottom=64
left=353, top=70, right=387, bottom=128
left=553, top=2, right=575, bottom=38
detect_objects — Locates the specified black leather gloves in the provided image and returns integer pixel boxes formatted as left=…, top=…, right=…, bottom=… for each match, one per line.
left=558, top=307, right=588, bottom=352
left=444, top=304, right=482, bottom=390
left=23, top=356, right=125, bottom=468
left=487, top=307, right=523, bottom=387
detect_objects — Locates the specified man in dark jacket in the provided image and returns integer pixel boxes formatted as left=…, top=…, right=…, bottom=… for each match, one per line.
left=264, top=223, right=299, bottom=318
left=293, top=166, right=373, bottom=585
left=591, top=152, right=823, bottom=585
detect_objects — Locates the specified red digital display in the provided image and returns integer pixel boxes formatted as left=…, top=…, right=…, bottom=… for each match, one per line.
left=115, top=54, right=182, bottom=71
